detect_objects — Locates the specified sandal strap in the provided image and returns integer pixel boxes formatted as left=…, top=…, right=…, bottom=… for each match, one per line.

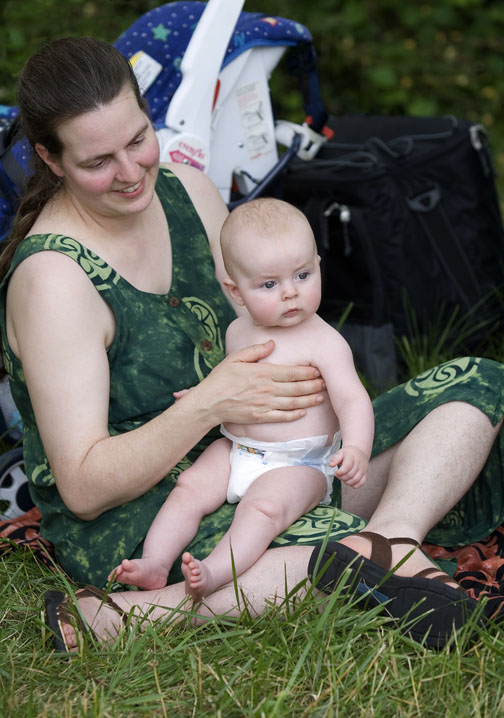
left=358, top=531, right=419, bottom=570
left=57, top=599, right=90, bottom=643
left=353, top=532, right=467, bottom=594
left=81, top=585, right=129, bottom=626
left=415, top=567, right=449, bottom=581
left=414, top=567, right=463, bottom=588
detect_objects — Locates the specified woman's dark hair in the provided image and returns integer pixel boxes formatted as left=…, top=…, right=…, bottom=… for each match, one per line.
left=0, top=37, right=146, bottom=280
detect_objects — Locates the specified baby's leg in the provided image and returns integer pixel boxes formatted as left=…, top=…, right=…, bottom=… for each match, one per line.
left=111, top=438, right=231, bottom=589
left=182, top=465, right=327, bottom=600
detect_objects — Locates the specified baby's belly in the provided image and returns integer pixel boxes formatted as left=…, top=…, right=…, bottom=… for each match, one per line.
left=225, top=393, right=340, bottom=444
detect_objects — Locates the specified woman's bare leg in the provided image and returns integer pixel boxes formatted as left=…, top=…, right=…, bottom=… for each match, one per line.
left=340, top=402, right=502, bottom=578
left=61, top=545, right=315, bottom=649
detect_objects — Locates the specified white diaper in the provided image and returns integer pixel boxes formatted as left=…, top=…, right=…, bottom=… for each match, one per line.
left=220, top=426, right=342, bottom=504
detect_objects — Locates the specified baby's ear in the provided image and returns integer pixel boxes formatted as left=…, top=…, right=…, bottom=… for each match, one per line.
left=223, top=276, right=245, bottom=306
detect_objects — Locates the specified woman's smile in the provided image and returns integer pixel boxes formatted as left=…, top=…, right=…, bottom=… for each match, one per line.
left=114, top=177, right=145, bottom=197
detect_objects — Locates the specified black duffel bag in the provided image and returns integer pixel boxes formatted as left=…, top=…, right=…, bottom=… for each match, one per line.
left=279, top=115, right=504, bottom=386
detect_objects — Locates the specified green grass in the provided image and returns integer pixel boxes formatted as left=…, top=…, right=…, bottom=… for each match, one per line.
left=2, top=549, right=504, bottom=718
left=393, top=290, right=504, bottom=386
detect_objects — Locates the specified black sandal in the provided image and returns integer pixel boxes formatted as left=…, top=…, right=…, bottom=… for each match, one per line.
left=44, top=585, right=129, bottom=652
left=308, top=531, right=483, bottom=648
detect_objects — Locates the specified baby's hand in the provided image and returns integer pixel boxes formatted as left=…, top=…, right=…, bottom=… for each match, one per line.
left=330, top=445, right=369, bottom=489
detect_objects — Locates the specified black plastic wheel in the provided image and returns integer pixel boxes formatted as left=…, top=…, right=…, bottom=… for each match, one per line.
left=0, top=447, right=33, bottom=520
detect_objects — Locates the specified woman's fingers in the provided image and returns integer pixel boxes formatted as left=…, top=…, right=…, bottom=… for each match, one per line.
left=249, top=407, right=309, bottom=423
left=269, top=379, right=326, bottom=408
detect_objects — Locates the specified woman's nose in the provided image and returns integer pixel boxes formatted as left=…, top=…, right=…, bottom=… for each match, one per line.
left=116, top=153, right=139, bottom=183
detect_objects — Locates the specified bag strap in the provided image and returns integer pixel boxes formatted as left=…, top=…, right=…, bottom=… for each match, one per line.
left=285, top=43, right=328, bottom=134
left=406, top=184, right=482, bottom=309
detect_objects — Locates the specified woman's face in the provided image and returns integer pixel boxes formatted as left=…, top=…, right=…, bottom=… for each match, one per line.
left=42, top=87, right=160, bottom=219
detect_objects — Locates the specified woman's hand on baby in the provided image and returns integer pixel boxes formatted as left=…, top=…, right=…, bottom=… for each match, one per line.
left=330, top=445, right=369, bottom=488
left=193, top=340, right=326, bottom=425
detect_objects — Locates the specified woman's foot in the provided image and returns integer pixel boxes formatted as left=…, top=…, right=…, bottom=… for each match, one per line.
left=309, top=531, right=479, bottom=649
left=338, top=531, right=460, bottom=589
left=181, top=552, right=215, bottom=601
left=109, top=558, right=169, bottom=589
left=47, top=582, right=193, bottom=652
left=54, top=588, right=133, bottom=652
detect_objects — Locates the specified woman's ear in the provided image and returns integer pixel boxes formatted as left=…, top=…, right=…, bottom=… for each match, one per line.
left=223, top=277, right=245, bottom=306
left=34, top=143, right=65, bottom=178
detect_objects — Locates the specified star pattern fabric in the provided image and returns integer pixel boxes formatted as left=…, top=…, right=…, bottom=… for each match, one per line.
left=151, top=23, right=171, bottom=42
left=114, top=1, right=312, bottom=125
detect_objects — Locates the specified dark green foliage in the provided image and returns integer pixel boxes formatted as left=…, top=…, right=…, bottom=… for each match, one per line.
left=0, top=0, right=158, bottom=102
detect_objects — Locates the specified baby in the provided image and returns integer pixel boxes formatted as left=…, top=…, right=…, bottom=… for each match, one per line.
left=110, top=198, right=374, bottom=599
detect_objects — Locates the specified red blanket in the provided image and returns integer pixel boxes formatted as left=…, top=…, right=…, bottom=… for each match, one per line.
left=423, top=527, right=504, bottom=619
left=0, top=508, right=56, bottom=571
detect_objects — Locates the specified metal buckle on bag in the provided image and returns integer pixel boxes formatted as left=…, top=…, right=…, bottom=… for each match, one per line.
left=469, top=123, right=493, bottom=177
left=469, top=123, right=486, bottom=152
left=323, top=202, right=352, bottom=256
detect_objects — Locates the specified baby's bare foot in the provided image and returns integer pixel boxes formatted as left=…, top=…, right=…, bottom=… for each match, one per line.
left=181, top=552, right=214, bottom=601
left=109, top=558, right=169, bottom=590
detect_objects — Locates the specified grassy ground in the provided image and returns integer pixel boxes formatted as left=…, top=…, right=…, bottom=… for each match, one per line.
left=1, top=2, right=504, bottom=715
left=2, top=549, right=504, bottom=718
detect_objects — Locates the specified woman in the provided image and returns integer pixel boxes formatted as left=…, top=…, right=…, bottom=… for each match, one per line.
left=1, top=38, right=503, bottom=651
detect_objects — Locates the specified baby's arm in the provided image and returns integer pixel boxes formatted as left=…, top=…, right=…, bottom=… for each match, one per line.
left=316, top=329, right=374, bottom=488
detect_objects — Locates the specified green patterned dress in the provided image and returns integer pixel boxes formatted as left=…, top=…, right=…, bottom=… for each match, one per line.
left=1, top=168, right=503, bottom=587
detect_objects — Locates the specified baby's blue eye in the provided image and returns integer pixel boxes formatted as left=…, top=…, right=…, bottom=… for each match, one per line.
left=262, top=280, right=276, bottom=289
left=297, top=271, right=309, bottom=280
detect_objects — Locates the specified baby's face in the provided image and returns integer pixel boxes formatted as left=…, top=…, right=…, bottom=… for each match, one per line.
left=232, top=222, right=321, bottom=328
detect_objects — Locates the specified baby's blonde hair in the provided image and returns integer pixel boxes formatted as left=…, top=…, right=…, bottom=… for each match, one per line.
left=221, top=197, right=314, bottom=278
